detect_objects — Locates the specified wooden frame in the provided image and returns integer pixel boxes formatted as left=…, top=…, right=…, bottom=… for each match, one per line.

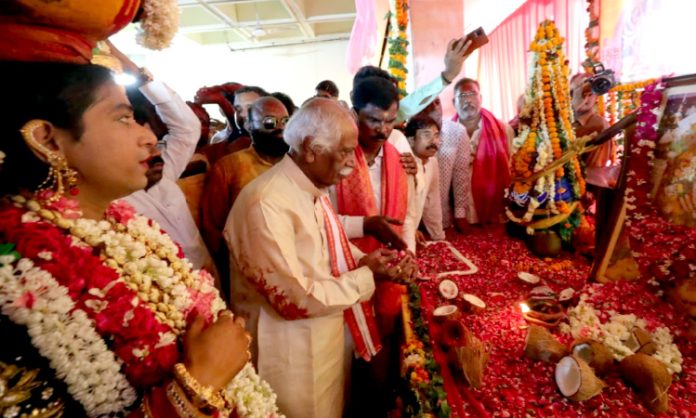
left=590, top=74, right=696, bottom=281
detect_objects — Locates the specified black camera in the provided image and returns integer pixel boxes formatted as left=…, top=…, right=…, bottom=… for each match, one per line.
left=588, top=63, right=616, bottom=95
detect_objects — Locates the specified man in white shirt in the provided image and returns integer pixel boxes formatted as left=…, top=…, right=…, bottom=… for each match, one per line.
left=225, top=98, right=413, bottom=418
left=124, top=79, right=217, bottom=277
left=404, top=115, right=446, bottom=243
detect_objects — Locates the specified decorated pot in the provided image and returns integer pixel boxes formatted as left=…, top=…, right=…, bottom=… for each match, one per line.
left=528, top=229, right=562, bottom=257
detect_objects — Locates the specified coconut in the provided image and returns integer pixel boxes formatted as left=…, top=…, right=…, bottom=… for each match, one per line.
left=624, top=327, right=657, bottom=355
left=571, top=339, right=614, bottom=375
left=452, top=333, right=489, bottom=388
left=518, top=271, right=541, bottom=284
left=524, top=326, right=568, bottom=363
left=442, top=319, right=470, bottom=347
left=438, top=279, right=459, bottom=299
left=619, top=353, right=672, bottom=414
left=529, top=285, right=557, bottom=302
left=432, top=305, right=458, bottom=322
left=558, top=288, right=577, bottom=306
left=555, top=355, right=606, bottom=401
left=461, top=293, right=486, bottom=312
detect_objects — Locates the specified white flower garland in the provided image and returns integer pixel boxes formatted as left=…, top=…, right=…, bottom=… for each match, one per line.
left=16, top=197, right=280, bottom=417
left=560, top=297, right=683, bottom=374
left=136, top=0, right=180, bottom=50
left=222, top=363, right=285, bottom=418
left=61, top=210, right=224, bottom=331
left=0, top=257, right=138, bottom=416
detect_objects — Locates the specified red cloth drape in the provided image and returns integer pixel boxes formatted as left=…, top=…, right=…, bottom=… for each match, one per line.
left=335, top=143, right=408, bottom=253
left=471, top=109, right=511, bottom=223
left=335, top=143, right=409, bottom=334
left=475, top=0, right=588, bottom=121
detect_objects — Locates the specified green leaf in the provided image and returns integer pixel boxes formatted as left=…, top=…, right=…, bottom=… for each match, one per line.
left=0, top=243, right=20, bottom=265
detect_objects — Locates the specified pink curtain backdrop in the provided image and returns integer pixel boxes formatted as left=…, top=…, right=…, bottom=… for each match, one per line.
left=346, top=0, right=378, bottom=74
left=475, top=0, right=588, bottom=122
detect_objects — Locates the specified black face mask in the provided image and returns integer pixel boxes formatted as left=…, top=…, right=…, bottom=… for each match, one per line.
left=251, top=129, right=289, bottom=157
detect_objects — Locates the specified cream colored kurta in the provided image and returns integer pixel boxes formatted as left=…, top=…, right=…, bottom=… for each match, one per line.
left=224, top=155, right=376, bottom=418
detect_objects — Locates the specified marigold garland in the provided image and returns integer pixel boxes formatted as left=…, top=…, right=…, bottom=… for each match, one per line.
left=399, top=284, right=450, bottom=417
left=387, top=0, right=410, bottom=98
left=507, top=20, right=585, bottom=240
left=599, top=78, right=658, bottom=123
left=582, top=0, right=601, bottom=72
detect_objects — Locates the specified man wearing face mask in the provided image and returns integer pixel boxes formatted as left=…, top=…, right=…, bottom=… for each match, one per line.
left=200, top=96, right=290, bottom=285
left=199, top=85, right=269, bottom=165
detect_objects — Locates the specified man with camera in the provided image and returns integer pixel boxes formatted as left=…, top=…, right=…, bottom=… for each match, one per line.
left=570, top=73, right=614, bottom=169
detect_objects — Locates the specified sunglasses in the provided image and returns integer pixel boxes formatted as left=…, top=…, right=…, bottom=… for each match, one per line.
left=255, top=116, right=289, bottom=130
left=155, top=140, right=167, bottom=151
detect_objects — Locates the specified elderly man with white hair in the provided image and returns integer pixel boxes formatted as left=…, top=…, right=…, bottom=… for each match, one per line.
left=224, top=98, right=411, bottom=418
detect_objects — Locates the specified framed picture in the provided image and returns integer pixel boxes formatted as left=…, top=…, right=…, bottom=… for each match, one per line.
left=652, top=84, right=696, bottom=227
left=591, top=75, right=696, bottom=282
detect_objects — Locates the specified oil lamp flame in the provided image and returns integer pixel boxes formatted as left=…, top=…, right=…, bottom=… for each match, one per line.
left=520, top=302, right=531, bottom=314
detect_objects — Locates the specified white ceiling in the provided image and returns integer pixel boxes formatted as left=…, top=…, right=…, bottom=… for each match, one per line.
left=177, top=0, right=356, bottom=49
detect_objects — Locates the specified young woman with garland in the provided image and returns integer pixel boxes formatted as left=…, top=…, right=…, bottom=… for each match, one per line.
left=0, top=61, right=281, bottom=417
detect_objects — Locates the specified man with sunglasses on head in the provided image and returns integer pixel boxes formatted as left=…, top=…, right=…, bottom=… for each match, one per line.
left=201, top=96, right=290, bottom=288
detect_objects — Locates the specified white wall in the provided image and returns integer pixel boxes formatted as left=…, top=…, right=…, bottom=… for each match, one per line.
left=111, top=30, right=353, bottom=119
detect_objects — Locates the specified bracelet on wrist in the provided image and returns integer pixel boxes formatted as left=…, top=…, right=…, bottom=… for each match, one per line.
left=140, top=393, right=154, bottom=418
left=173, top=363, right=227, bottom=413
left=441, top=72, right=453, bottom=85
left=166, top=381, right=212, bottom=418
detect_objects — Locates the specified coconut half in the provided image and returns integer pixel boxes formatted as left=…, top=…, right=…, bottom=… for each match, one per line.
left=571, top=339, right=614, bottom=375
left=625, top=327, right=657, bottom=355
left=438, top=279, right=459, bottom=299
left=555, top=355, right=606, bottom=401
left=433, top=305, right=458, bottom=318
left=524, top=325, right=567, bottom=363
left=518, top=271, right=541, bottom=284
left=529, top=285, right=557, bottom=300
left=559, top=288, right=575, bottom=302
left=461, top=293, right=486, bottom=312
left=619, top=353, right=672, bottom=414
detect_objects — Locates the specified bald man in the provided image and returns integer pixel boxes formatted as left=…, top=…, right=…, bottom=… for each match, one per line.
left=201, top=96, right=290, bottom=284
left=225, top=98, right=407, bottom=418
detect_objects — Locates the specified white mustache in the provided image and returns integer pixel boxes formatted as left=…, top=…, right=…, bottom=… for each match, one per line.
left=339, top=166, right=354, bottom=177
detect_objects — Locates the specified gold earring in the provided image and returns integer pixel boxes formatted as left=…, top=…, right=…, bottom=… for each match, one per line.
left=20, top=120, right=78, bottom=204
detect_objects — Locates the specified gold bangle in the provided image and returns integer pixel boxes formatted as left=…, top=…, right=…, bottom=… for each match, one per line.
left=166, top=381, right=211, bottom=418
left=140, top=393, right=154, bottom=418
left=173, top=363, right=226, bottom=412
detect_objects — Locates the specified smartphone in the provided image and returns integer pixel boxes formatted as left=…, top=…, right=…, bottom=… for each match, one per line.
left=463, top=27, right=489, bottom=55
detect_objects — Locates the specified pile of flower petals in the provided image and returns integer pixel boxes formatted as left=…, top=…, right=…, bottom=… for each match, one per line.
left=414, top=228, right=695, bottom=417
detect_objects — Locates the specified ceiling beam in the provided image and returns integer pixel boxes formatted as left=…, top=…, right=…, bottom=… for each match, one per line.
left=306, top=12, right=356, bottom=23
left=194, top=0, right=254, bottom=42
left=278, top=0, right=315, bottom=39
